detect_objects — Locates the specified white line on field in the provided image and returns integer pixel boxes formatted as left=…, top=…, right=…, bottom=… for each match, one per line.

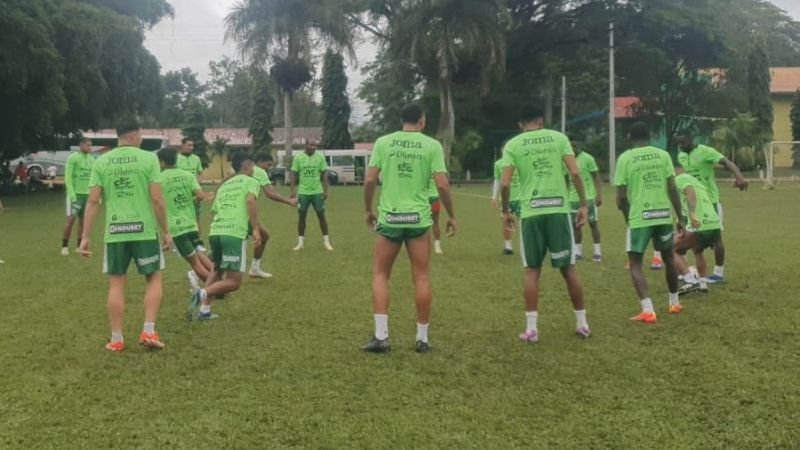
left=452, top=191, right=492, bottom=200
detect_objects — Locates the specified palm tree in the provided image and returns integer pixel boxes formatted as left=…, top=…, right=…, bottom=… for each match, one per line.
left=389, top=0, right=508, bottom=166
left=225, top=0, right=354, bottom=162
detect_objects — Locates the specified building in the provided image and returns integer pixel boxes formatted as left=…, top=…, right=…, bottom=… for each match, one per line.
left=770, top=67, right=800, bottom=168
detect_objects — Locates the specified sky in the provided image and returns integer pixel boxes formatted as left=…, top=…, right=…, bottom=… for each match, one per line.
left=144, top=0, right=800, bottom=123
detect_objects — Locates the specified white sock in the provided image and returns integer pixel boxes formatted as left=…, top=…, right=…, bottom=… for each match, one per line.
left=593, top=243, right=602, bottom=255
left=251, top=258, right=261, bottom=271
left=654, top=251, right=662, bottom=259
left=640, top=298, right=654, bottom=313
left=575, top=243, right=583, bottom=255
left=434, top=240, right=442, bottom=250
left=714, top=265, right=724, bottom=277
left=374, top=314, right=388, bottom=340
left=111, top=332, right=124, bottom=343
left=297, top=236, right=305, bottom=245
left=199, top=289, right=208, bottom=302
left=504, top=240, right=512, bottom=250
left=200, top=304, right=211, bottom=314
left=574, top=310, right=588, bottom=329
left=525, top=311, right=538, bottom=333
left=323, top=235, right=331, bottom=245
left=699, top=277, right=708, bottom=289
left=143, top=322, right=155, bottom=333
left=683, top=272, right=699, bottom=284
left=669, top=292, right=680, bottom=306
left=416, top=323, right=429, bottom=343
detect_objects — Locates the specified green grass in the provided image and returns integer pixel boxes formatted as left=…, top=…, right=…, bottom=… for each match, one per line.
left=1, top=183, right=799, bottom=448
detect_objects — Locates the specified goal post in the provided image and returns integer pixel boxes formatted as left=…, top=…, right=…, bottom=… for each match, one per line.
left=765, top=141, right=800, bottom=188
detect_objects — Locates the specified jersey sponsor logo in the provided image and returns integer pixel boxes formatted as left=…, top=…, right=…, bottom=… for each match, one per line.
left=109, top=222, right=144, bottom=234
left=223, top=255, right=241, bottom=263
left=550, top=250, right=570, bottom=259
left=521, top=136, right=555, bottom=146
left=397, top=161, right=414, bottom=179
left=136, top=255, right=160, bottom=266
left=385, top=212, right=421, bottom=224
left=642, top=209, right=671, bottom=220
left=110, top=156, right=139, bottom=165
left=389, top=139, right=423, bottom=149
left=529, top=197, right=564, bottom=208
left=633, top=153, right=662, bottom=162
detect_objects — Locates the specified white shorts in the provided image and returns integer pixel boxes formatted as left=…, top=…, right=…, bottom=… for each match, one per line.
left=716, top=203, right=723, bottom=231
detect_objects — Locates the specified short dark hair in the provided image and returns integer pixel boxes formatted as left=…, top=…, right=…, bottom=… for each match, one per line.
left=158, top=147, right=178, bottom=166
left=79, top=137, right=92, bottom=144
left=676, top=129, right=694, bottom=140
left=629, top=122, right=650, bottom=141
left=181, top=137, right=193, bottom=145
left=231, top=151, right=252, bottom=172
left=254, top=152, right=273, bottom=163
left=519, top=105, right=545, bottom=123
left=401, top=103, right=425, bottom=124
left=116, top=119, right=141, bottom=137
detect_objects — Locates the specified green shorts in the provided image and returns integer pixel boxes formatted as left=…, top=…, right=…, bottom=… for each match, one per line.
left=626, top=225, right=674, bottom=254
left=209, top=235, right=247, bottom=272
left=500, top=201, right=522, bottom=218
left=173, top=233, right=197, bottom=258
left=376, top=224, right=430, bottom=244
left=67, top=194, right=89, bottom=218
left=104, top=239, right=164, bottom=275
left=694, top=229, right=721, bottom=250
left=185, top=231, right=203, bottom=248
left=519, top=213, right=574, bottom=269
left=298, top=194, right=325, bottom=213
left=570, top=201, right=598, bottom=224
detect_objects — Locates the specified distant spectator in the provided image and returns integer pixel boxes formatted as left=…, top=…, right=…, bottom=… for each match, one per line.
left=15, top=162, right=29, bottom=192
left=47, top=165, right=58, bottom=180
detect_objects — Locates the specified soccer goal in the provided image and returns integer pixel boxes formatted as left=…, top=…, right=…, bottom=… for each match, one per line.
left=764, top=141, right=800, bottom=188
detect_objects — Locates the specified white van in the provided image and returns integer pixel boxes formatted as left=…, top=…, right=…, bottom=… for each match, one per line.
left=276, top=149, right=372, bottom=184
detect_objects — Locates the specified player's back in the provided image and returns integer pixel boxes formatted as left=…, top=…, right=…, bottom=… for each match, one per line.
left=161, top=168, right=198, bottom=236
left=210, top=174, right=259, bottom=238
left=614, top=146, right=674, bottom=228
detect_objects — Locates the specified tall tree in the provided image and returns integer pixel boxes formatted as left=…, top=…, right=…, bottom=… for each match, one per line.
left=181, top=99, right=210, bottom=166
left=321, top=50, right=353, bottom=149
left=210, top=136, right=229, bottom=180
left=791, top=89, right=800, bottom=169
left=225, top=0, right=355, bottom=163
left=249, top=69, right=275, bottom=153
left=747, top=38, right=774, bottom=140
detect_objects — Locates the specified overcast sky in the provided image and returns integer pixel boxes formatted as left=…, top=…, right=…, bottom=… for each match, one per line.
left=144, top=0, right=800, bottom=123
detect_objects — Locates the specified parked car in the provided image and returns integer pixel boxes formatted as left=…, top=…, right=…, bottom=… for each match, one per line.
left=268, top=167, right=339, bottom=186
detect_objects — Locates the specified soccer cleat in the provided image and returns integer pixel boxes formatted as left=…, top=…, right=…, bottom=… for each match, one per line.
left=198, top=311, right=219, bottom=321
left=575, top=326, right=592, bottom=338
left=678, top=282, right=700, bottom=296
left=248, top=268, right=273, bottom=279
left=415, top=340, right=432, bottom=353
left=707, top=274, right=725, bottom=284
left=361, top=337, right=391, bottom=353
left=503, top=248, right=514, bottom=255
left=187, top=289, right=202, bottom=321
left=187, top=270, right=200, bottom=290
left=293, top=243, right=304, bottom=251
left=668, top=304, right=683, bottom=314
left=61, top=247, right=69, bottom=256
left=195, top=245, right=208, bottom=253
left=592, top=254, right=602, bottom=263
left=104, top=341, right=125, bottom=352
left=650, top=256, right=664, bottom=270
left=138, top=331, right=165, bottom=349
left=434, top=248, right=444, bottom=255
left=0, top=258, right=5, bottom=264
left=518, top=330, right=539, bottom=343
left=575, top=253, right=583, bottom=261
left=630, top=311, right=657, bottom=323
left=324, top=242, right=334, bottom=251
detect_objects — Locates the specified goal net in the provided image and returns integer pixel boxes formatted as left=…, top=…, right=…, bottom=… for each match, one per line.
left=764, top=141, right=800, bottom=187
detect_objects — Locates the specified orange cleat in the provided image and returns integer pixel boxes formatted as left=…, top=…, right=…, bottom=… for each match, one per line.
left=650, top=256, right=664, bottom=270
left=105, top=341, right=125, bottom=352
left=630, top=311, right=657, bottom=323
left=668, top=304, right=683, bottom=314
left=138, top=331, right=165, bottom=350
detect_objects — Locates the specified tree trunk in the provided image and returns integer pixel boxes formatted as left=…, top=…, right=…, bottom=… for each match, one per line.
left=283, top=89, right=294, bottom=167
left=438, top=79, right=455, bottom=172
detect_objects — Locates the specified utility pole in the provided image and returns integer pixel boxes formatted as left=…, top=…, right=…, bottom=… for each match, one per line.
left=608, top=22, right=617, bottom=179
left=561, top=76, right=567, bottom=133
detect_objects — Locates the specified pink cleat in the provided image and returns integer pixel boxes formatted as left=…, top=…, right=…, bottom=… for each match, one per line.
left=575, top=326, right=592, bottom=338
left=518, top=330, right=539, bottom=343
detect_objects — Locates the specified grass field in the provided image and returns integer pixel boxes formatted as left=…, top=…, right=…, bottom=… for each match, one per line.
left=1, top=183, right=799, bottom=448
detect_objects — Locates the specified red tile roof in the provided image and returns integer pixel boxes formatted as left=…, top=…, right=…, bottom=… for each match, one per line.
left=615, top=97, right=641, bottom=119
left=770, top=67, right=800, bottom=94
left=86, top=127, right=323, bottom=146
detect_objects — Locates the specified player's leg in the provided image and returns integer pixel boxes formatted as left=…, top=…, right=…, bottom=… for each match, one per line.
left=406, top=229, right=433, bottom=351
left=103, top=242, right=130, bottom=351
left=363, top=228, right=403, bottom=352
left=573, top=221, right=584, bottom=260
left=132, top=240, right=166, bottom=348
left=673, top=232, right=702, bottom=296
left=518, top=216, right=547, bottom=342
left=194, top=201, right=207, bottom=252
left=249, top=224, right=272, bottom=278
left=693, top=246, right=710, bottom=292
left=709, top=205, right=725, bottom=283
left=313, top=196, right=333, bottom=251
left=548, top=213, right=590, bottom=337
left=61, top=215, right=76, bottom=255
left=654, top=225, right=680, bottom=314
left=431, top=200, right=442, bottom=255
left=589, top=203, right=602, bottom=262
left=626, top=227, right=657, bottom=323
left=294, top=196, right=309, bottom=250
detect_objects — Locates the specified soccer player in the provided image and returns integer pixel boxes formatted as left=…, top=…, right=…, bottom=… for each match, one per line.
left=362, top=103, right=457, bottom=353
left=676, top=129, right=748, bottom=283
left=672, top=164, right=722, bottom=294
left=568, top=141, right=603, bottom=262
left=290, top=140, right=333, bottom=251
left=188, top=152, right=261, bottom=320
left=428, top=174, right=444, bottom=254
left=248, top=152, right=297, bottom=278
left=491, top=155, right=521, bottom=255
left=177, top=137, right=207, bottom=252
left=502, top=106, right=591, bottom=343
left=157, top=148, right=214, bottom=289
left=79, top=120, right=172, bottom=351
left=61, top=137, right=95, bottom=255
left=614, top=122, right=685, bottom=322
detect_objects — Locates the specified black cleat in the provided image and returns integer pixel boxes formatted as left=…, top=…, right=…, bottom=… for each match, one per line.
left=415, top=340, right=432, bottom=353
left=503, top=248, right=514, bottom=255
left=361, top=337, right=391, bottom=353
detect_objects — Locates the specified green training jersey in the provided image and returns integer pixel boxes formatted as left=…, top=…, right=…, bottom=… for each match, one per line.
left=369, top=131, right=447, bottom=228
left=677, top=144, right=724, bottom=203
left=209, top=174, right=260, bottom=239
left=88, top=146, right=162, bottom=243
left=675, top=173, right=720, bottom=232
left=568, top=151, right=599, bottom=202
left=177, top=153, right=204, bottom=177
left=613, top=146, right=675, bottom=229
left=503, top=128, right=573, bottom=219
left=291, top=152, right=327, bottom=195
left=427, top=174, right=439, bottom=200
left=494, top=157, right=522, bottom=202
left=161, top=168, right=201, bottom=238
left=65, top=151, right=95, bottom=200
left=252, top=165, right=272, bottom=188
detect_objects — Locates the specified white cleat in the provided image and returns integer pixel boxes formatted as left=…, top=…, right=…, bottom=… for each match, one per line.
left=249, top=269, right=273, bottom=279
left=60, top=247, right=69, bottom=256
left=434, top=247, right=444, bottom=255
left=293, top=244, right=304, bottom=251
left=0, top=258, right=5, bottom=264
left=187, top=270, right=200, bottom=290
left=324, top=242, right=334, bottom=251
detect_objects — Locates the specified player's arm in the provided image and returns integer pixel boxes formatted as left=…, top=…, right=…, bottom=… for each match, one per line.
left=615, top=186, right=630, bottom=224
left=683, top=185, right=701, bottom=230
left=667, top=176, right=685, bottom=232
left=289, top=170, right=298, bottom=198
left=592, top=170, right=603, bottom=206
left=64, top=156, right=75, bottom=201
left=79, top=186, right=102, bottom=256
left=247, top=192, right=261, bottom=245
left=434, top=172, right=457, bottom=236
left=719, top=158, right=748, bottom=190
left=564, top=154, right=588, bottom=226
left=321, top=169, right=330, bottom=200
left=263, top=185, right=295, bottom=206
left=364, top=166, right=380, bottom=229
left=491, top=178, right=500, bottom=204
left=150, top=183, right=173, bottom=249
